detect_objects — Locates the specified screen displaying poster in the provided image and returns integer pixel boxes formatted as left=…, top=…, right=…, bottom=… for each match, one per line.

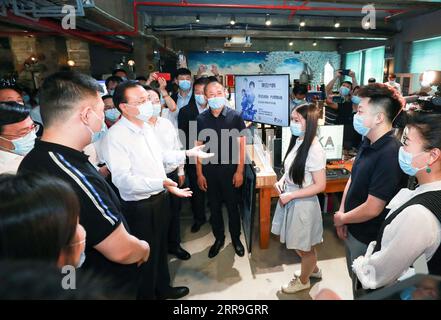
left=235, top=74, right=290, bottom=127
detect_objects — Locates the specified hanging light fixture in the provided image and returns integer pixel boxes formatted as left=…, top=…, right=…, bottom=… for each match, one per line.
left=265, top=14, right=271, bottom=26
left=230, top=15, right=236, bottom=25
left=196, top=14, right=200, bottom=23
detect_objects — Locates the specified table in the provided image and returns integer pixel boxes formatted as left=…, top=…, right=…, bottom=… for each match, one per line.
left=246, top=145, right=277, bottom=249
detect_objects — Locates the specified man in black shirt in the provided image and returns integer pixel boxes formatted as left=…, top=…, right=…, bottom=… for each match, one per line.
left=18, top=71, right=150, bottom=298
left=325, top=70, right=360, bottom=150
left=196, top=79, right=247, bottom=258
left=178, top=77, right=210, bottom=233
left=333, top=83, right=407, bottom=292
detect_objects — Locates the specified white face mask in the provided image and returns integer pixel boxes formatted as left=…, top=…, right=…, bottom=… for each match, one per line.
left=135, top=101, right=154, bottom=122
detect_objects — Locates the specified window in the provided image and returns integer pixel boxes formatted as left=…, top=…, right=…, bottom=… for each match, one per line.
left=344, top=46, right=385, bottom=85
left=324, top=61, right=335, bottom=86
left=363, top=46, right=385, bottom=85
left=344, top=51, right=362, bottom=82
left=410, top=36, right=441, bottom=74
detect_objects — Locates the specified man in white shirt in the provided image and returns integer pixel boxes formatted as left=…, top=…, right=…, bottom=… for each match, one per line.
left=166, top=68, right=193, bottom=128
left=0, top=101, right=37, bottom=174
left=145, top=86, right=190, bottom=261
left=178, top=77, right=210, bottom=233
left=385, top=73, right=402, bottom=94
left=101, top=81, right=212, bottom=299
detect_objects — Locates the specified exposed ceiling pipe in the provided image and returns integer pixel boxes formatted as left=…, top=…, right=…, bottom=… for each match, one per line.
left=0, top=10, right=132, bottom=52
left=134, top=1, right=407, bottom=14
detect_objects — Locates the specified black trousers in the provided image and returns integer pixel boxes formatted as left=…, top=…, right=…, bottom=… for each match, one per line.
left=167, top=169, right=182, bottom=249
left=122, top=191, right=171, bottom=300
left=186, top=163, right=206, bottom=224
left=204, top=164, right=241, bottom=242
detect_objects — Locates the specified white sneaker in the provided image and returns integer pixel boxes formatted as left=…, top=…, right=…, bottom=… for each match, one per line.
left=294, top=269, right=322, bottom=279
left=281, top=278, right=311, bottom=294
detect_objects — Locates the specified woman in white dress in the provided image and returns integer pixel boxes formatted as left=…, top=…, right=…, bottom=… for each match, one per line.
left=352, top=110, right=441, bottom=291
left=272, top=103, right=327, bottom=294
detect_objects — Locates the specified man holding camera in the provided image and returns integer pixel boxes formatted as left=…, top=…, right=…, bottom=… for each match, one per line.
left=325, top=69, right=360, bottom=150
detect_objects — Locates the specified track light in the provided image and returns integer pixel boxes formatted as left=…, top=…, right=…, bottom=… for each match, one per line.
left=196, top=14, right=200, bottom=23
left=265, top=14, right=271, bottom=26
left=300, top=18, right=306, bottom=27
left=230, top=16, right=236, bottom=25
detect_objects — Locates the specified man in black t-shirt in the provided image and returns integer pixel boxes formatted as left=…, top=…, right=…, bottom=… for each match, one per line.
left=18, top=71, right=150, bottom=298
left=196, top=80, right=247, bottom=259
left=332, top=83, right=407, bottom=293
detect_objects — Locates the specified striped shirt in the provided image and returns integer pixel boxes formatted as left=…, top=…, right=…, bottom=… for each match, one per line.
left=18, top=140, right=137, bottom=287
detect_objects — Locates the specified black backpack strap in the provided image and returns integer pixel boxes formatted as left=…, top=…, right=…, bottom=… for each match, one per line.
left=374, top=190, right=441, bottom=253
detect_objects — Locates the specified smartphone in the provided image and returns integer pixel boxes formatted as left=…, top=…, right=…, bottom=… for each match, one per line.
left=156, top=73, right=171, bottom=81
left=332, top=96, right=345, bottom=104
left=341, top=69, right=351, bottom=76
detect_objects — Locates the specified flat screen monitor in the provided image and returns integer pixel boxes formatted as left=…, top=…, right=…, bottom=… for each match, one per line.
left=317, top=125, right=344, bottom=161
left=234, top=74, right=290, bottom=127
left=240, top=162, right=257, bottom=254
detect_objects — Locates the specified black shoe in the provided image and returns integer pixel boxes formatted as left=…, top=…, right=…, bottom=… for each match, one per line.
left=232, top=239, right=245, bottom=257
left=157, top=286, right=189, bottom=300
left=191, top=221, right=205, bottom=233
left=208, top=239, right=225, bottom=258
left=168, top=245, right=191, bottom=260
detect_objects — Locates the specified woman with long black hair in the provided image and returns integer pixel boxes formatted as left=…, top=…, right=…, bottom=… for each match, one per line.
left=272, top=103, right=327, bottom=294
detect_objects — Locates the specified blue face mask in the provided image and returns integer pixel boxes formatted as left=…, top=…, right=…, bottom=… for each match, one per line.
left=86, top=111, right=107, bottom=143
left=179, top=80, right=191, bottom=91
left=353, top=113, right=371, bottom=136
left=351, top=95, right=361, bottom=105
left=208, top=97, right=227, bottom=110
left=136, top=101, right=154, bottom=122
left=105, top=108, right=121, bottom=122
left=0, top=129, right=37, bottom=156
left=398, top=147, right=427, bottom=176
left=23, top=95, right=31, bottom=104
left=152, top=103, right=162, bottom=117
left=290, top=122, right=304, bottom=137
left=77, top=251, right=86, bottom=268
left=292, top=98, right=305, bottom=106
left=195, top=94, right=206, bottom=106
left=339, top=86, right=350, bottom=96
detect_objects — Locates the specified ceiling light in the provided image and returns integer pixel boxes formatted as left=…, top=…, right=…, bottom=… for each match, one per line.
left=230, top=16, right=236, bottom=25
left=196, top=14, right=200, bottom=23
left=128, top=59, right=135, bottom=66
left=265, top=14, right=271, bottom=26
left=67, top=59, right=75, bottom=67
left=300, top=18, right=306, bottom=27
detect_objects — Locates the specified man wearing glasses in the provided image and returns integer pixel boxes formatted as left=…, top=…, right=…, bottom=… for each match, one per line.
left=0, top=101, right=38, bottom=173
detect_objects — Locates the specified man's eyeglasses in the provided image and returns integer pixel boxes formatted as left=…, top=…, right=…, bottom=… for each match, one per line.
left=0, top=123, right=39, bottom=140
